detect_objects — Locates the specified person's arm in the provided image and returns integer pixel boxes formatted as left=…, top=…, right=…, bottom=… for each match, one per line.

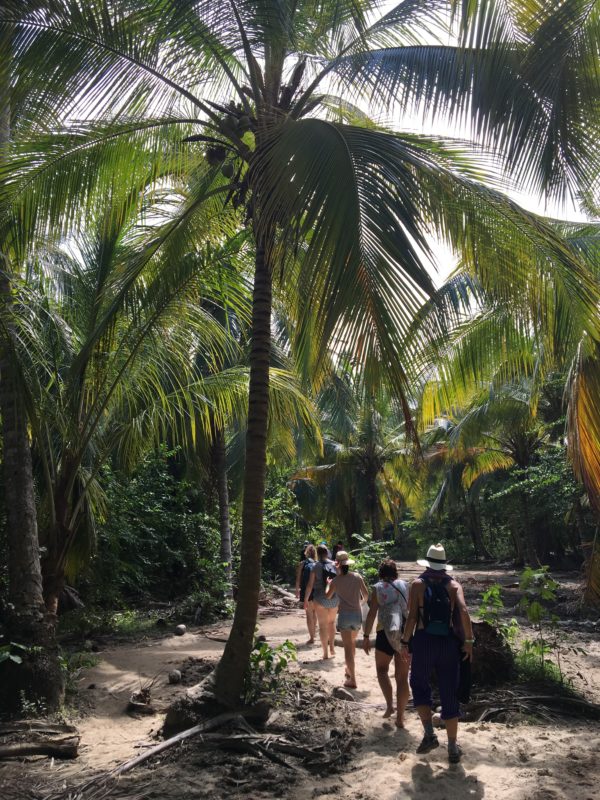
left=303, top=568, right=316, bottom=610
left=324, top=575, right=336, bottom=599
left=454, top=581, right=474, bottom=661
left=362, top=589, right=378, bottom=653
left=295, top=560, right=303, bottom=598
left=401, top=580, right=421, bottom=641
left=359, top=575, right=369, bottom=602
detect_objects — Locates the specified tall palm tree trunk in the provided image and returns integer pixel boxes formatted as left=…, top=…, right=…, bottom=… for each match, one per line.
left=213, top=226, right=272, bottom=706
left=465, top=495, right=493, bottom=559
left=0, top=54, right=64, bottom=710
left=366, top=468, right=382, bottom=540
left=211, top=421, right=232, bottom=584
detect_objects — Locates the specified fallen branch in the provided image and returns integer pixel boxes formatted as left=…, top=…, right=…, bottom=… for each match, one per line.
left=271, top=585, right=297, bottom=602
left=44, top=711, right=254, bottom=800
left=114, top=711, right=245, bottom=777
left=0, top=737, right=79, bottom=759
left=0, top=721, right=80, bottom=761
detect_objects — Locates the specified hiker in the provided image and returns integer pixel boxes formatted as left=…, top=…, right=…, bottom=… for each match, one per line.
left=296, top=543, right=317, bottom=644
left=294, top=540, right=312, bottom=601
left=400, top=543, right=474, bottom=764
left=325, top=551, right=369, bottom=689
left=304, top=544, right=339, bottom=659
left=331, top=540, right=344, bottom=560
left=362, top=559, right=410, bottom=726
left=319, top=539, right=332, bottom=558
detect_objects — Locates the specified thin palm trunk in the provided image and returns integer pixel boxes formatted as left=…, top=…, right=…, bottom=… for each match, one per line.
left=0, top=46, right=64, bottom=709
left=211, top=422, right=232, bottom=584
left=519, top=488, right=540, bottom=566
left=465, top=495, right=492, bottom=560
left=213, top=225, right=273, bottom=706
left=366, top=467, right=382, bottom=540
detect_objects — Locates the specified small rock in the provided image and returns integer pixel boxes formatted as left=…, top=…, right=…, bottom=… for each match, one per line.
left=168, top=669, right=182, bottom=685
left=332, top=686, right=355, bottom=701
left=174, top=624, right=187, bottom=636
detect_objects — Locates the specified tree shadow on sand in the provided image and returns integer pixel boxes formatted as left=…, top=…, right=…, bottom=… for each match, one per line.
left=397, top=761, right=485, bottom=800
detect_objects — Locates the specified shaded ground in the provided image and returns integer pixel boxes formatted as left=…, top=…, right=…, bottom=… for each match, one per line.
left=0, top=563, right=598, bottom=800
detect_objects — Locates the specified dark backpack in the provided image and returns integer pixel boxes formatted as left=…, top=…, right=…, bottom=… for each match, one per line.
left=300, top=558, right=315, bottom=600
left=422, top=577, right=452, bottom=636
left=321, top=559, right=337, bottom=587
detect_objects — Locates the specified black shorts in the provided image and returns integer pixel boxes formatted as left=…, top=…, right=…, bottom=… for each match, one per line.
left=375, top=629, right=395, bottom=657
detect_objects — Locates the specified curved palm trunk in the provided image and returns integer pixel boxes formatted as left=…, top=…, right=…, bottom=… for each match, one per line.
left=0, top=48, right=64, bottom=710
left=213, top=227, right=272, bottom=706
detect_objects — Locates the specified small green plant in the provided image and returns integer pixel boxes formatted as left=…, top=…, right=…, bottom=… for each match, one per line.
left=517, top=566, right=584, bottom=685
left=477, top=584, right=519, bottom=643
left=244, top=636, right=297, bottom=704
left=19, top=690, right=48, bottom=718
left=0, top=642, right=28, bottom=665
left=60, top=651, right=100, bottom=694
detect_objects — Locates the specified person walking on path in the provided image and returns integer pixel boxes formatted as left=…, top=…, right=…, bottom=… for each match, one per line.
left=400, top=543, right=474, bottom=764
left=331, top=540, right=344, bottom=560
left=296, top=543, right=317, bottom=644
left=304, top=544, right=339, bottom=659
left=325, top=551, right=369, bottom=689
left=362, top=559, right=410, bottom=726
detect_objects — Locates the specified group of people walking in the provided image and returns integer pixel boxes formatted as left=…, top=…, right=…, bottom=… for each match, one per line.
left=295, top=542, right=474, bottom=764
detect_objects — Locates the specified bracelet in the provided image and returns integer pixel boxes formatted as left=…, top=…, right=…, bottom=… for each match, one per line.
left=464, top=638, right=474, bottom=644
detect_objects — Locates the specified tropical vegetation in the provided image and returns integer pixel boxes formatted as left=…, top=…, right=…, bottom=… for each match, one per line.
left=0, top=0, right=599, bottom=714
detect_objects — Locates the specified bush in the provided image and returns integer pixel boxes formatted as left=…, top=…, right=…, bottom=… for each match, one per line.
left=78, top=449, right=227, bottom=616
left=261, top=475, right=307, bottom=583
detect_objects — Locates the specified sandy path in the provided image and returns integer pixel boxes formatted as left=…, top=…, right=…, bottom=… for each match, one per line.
left=51, top=598, right=597, bottom=800
left=3, top=564, right=597, bottom=800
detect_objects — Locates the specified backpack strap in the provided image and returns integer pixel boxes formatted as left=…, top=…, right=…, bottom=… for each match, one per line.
left=389, top=580, right=408, bottom=608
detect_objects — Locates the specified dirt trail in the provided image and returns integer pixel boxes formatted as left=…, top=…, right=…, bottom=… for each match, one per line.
left=1, top=565, right=598, bottom=800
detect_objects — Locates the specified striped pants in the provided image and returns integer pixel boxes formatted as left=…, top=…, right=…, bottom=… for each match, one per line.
left=410, top=630, right=461, bottom=720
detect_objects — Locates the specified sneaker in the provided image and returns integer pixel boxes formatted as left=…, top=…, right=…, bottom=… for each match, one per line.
left=416, top=734, right=440, bottom=754
left=448, top=744, right=463, bottom=764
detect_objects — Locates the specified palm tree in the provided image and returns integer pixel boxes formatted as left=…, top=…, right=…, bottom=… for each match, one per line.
left=411, top=218, right=600, bottom=587
left=16, top=207, right=248, bottom=612
left=2, top=0, right=599, bottom=705
left=293, top=366, right=412, bottom=541
left=0, top=28, right=66, bottom=711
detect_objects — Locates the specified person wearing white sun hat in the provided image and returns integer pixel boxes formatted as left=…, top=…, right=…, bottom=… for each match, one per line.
left=401, top=543, right=474, bottom=764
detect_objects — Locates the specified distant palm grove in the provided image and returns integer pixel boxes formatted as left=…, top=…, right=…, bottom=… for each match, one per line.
left=0, top=0, right=599, bottom=710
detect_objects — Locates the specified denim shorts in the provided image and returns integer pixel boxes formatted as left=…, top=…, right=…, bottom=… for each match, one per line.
left=337, top=610, right=363, bottom=631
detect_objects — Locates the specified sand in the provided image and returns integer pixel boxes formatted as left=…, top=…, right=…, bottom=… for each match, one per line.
left=1, top=564, right=598, bottom=800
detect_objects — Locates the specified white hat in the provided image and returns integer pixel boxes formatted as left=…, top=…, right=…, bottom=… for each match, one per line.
left=335, top=550, right=355, bottom=566
left=417, top=543, right=453, bottom=571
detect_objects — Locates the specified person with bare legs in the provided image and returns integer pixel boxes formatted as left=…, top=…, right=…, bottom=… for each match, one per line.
left=325, top=551, right=368, bottom=689
left=362, top=559, right=410, bottom=726
left=296, top=543, right=317, bottom=644
left=401, top=543, right=473, bottom=764
left=304, top=544, right=338, bottom=658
